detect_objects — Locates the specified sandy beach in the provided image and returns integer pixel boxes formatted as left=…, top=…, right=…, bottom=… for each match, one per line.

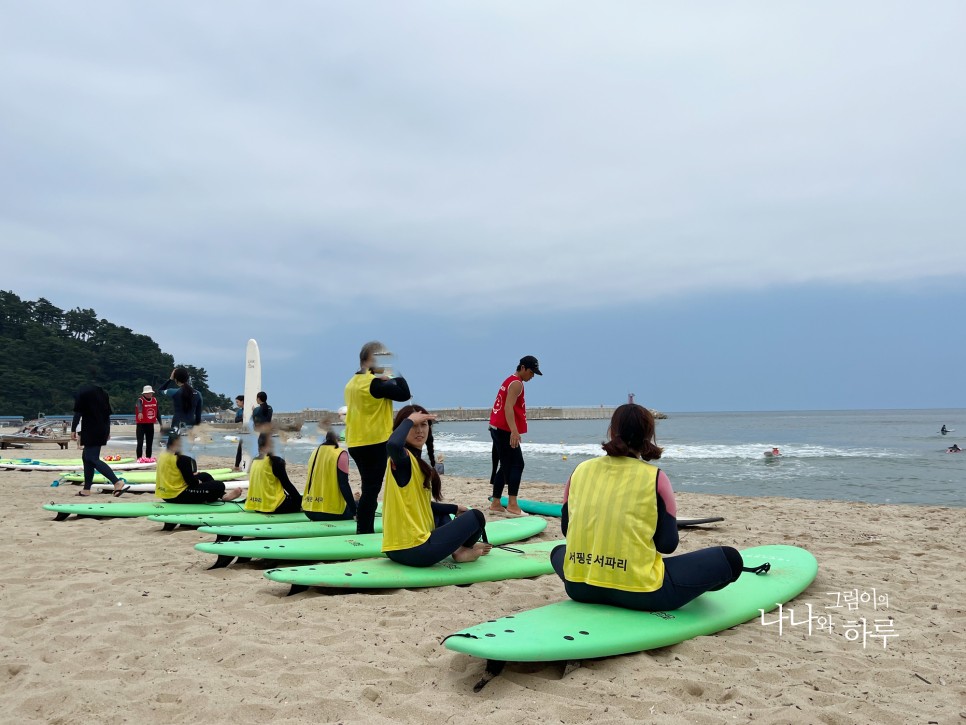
left=1, top=446, right=963, bottom=724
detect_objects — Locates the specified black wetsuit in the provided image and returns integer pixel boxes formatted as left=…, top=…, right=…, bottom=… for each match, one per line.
left=382, top=419, right=485, bottom=567
left=71, top=384, right=120, bottom=491
left=252, top=403, right=273, bottom=426
left=349, top=375, right=412, bottom=535
left=158, top=380, right=203, bottom=431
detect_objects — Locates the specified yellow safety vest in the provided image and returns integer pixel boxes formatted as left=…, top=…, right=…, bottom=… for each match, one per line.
left=302, top=445, right=347, bottom=515
left=245, top=456, right=286, bottom=512
left=381, top=451, right=434, bottom=552
left=344, top=372, right=394, bottom=448
left=563, top=456, right=665, bottom=592
left=156, top=452, right=188, bottom=499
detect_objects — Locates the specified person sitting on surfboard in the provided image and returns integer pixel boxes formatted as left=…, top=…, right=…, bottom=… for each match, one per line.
left=156, top=432, right=244, bottom=503
left=941, top=425, right=948, bottom=435
left=302, top=431, right=357, bottom=521
left=550, top=403, right=745, bottom=612
left=345, top=341, right=412, bottom=535
left=245, top=433, right=303, bottom=514
left=382, top=405, right=492, bottom=567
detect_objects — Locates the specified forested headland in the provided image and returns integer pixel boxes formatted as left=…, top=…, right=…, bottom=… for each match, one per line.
left=0, top=291, right=231, bottom=418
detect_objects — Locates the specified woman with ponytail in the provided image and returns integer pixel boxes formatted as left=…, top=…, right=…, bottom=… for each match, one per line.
left=550, top=403, right=746, bottom=611
left=381, top=405, right=492, bottom=567
left=159, top=367, right=203, bottom=434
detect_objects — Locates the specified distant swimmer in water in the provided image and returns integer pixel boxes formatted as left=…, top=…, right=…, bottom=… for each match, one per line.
left=941, top=425, right=948, bottom=435
left=771, top=447, right=781, bottom=456
left=948, top=444, right=961, bottom=453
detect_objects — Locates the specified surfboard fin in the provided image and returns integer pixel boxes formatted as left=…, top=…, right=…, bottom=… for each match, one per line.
left=286, top=584, right=309, bottom=597
left=473, top=660, right=506, bottom=692
left=209, top=555, right=236, bottom=570
left=53, top=512, right=70, bottom=521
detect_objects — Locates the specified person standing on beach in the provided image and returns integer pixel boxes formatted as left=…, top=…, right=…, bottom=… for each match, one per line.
left=232, top=394, right=245, bottom=471
left=488, top=355, right=542, bottom=515
left=252, top=391, right=273, bottom=430
left=345, top=341, right=411, bottom=535
left=134, top=385, right=160, bottom=459
left=158, top=368, right=203, bottom=434
left=71, top=383, right=127, bottom=497
left=551, top=404, right=747, bottom=611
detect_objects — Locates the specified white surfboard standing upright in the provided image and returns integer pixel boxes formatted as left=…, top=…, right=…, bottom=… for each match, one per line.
left=241, top=339, right=261, bottom=472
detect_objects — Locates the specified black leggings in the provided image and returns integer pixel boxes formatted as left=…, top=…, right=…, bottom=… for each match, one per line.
left=386, top=510, right=486, bottom=567
left=136, top=424, right=155, bottom=459
left=550, top=545, right=743, bottom=611
left=349, top=442, right=387, bottom=535
left=163, top=473, right=227, bottom=503
left=270, top=495, right=303, bottom=514
left=82, top=446, right=119, bottom=491
left=490, top=427, right=525, bottom=499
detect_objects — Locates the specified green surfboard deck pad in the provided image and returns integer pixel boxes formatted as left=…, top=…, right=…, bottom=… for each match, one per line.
left=197, top=518, right=382, bottom=538
left=60, top=468, right=241, bottom=484
left=43, top=500, right=250, bottom=519
left=265, top=539, right=561, bottom=589
left=444, top=544, right=817, bottom=662
left=196, top=516, right=548, bottom=562
left=150, top=511, right=311, bottom=526
left=155, top=504, right=381, bottom=529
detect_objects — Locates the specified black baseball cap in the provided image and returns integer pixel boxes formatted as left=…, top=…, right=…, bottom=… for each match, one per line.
left=519, top=355, right=542, bottom=375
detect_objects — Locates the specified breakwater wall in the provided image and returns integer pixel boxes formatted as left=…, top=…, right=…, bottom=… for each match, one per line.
left=284, top=406, right=666, bottom=423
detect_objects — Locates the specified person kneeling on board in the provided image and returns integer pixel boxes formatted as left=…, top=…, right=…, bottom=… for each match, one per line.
left=302, top=431, right=357, bottom=521
left=245, top=433, right=303, bottom=514
left=157, top=433, right=244, bottom=503
left=382, top=406, right=492, bottom=567
left=551, top=403, right=744, bottom=611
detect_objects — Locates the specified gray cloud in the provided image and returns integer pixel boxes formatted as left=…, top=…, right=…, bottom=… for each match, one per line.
left=2, top=1, right=965, bottom=349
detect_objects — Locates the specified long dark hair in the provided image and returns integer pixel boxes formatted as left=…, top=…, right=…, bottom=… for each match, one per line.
left=173, top=367, right=194, bottom=414
left=392, top=404, right=441, bottom=500
left=602, top=403, right=663, bottom=461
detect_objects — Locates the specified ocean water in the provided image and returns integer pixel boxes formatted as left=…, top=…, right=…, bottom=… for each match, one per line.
left=115, top=409, right=965, bottom=507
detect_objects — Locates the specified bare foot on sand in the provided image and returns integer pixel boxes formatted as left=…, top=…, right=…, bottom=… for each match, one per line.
left=488, top=502, right=507, bottom=513
left=452, top=542, right=493, bottom=563
left=222, top=488, right=244, bottom=501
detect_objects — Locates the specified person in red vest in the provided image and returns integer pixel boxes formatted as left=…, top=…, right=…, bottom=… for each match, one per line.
left=488, top=355, right=542, bottom=516
left=135, top=385, right=161, bottom=459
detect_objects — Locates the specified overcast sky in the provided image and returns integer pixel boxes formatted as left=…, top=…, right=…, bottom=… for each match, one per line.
left=2, top=2, right=964, bottom=412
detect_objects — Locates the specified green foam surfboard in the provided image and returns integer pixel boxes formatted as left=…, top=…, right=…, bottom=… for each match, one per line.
left=195, top=516, right=548, bottom=563
left=60, top=468, right=241, bottom=484
left=444, top=544, right=817, bottom=662
left=43, top=500, right=250, bottom=520
left=264, top=539, right=561, bottom=590
left=153, top=504, right=380, bottom=529
left=196, top=518, right=381, bottom=538
left=496, top=497, right=563, bottom=517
